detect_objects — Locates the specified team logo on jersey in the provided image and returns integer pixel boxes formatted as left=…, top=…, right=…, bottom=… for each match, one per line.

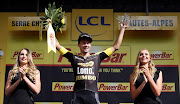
left=77, top=67, right=94, bottom=74
left=76, top=75, right=96, bottom=81
left=78, top=61, right=94, bottom=67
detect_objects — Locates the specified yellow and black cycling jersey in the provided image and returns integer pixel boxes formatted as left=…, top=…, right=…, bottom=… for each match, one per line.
left=59, top=47, right=113, bottom=93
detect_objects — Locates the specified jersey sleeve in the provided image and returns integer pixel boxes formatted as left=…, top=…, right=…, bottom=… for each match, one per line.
left=100, top=47, right=113, bottom=61
left=104, top=47, right=113, bottom=56
left=59, top=46, right=68, bottom=55
left=58, top=46, right=74, bottom=62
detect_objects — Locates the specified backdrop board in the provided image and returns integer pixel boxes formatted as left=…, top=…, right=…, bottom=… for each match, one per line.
left=2, top=10, right=180, bottom=104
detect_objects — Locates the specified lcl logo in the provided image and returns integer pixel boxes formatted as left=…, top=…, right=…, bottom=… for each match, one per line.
left=75, top=16, right=111, bottom=36
left=78, top=16, right=110, bottom=26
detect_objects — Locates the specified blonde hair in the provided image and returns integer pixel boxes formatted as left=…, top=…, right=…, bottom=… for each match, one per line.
left=131, top=49, right=157, bottom=84
left=8, top=48, right=39, bottom=82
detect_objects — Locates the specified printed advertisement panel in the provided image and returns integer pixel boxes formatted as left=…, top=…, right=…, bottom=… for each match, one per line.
left=117, top=16, right=177, bottom=30
left=72, top=9, right=113, bottom=41
left=3, top=11, right=180, bottom=104
left=8, top=17, right=66, bottom=31
left=4, top=66, right=179, bottom=104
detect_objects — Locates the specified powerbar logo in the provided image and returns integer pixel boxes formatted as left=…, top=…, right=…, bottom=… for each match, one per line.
left=11, top=50, right=44, bottom=59
left=162, top=83, right=175, bottom=92
left=98, top=82, right=130, bottom=92
left=52, top=82, right=74, bottom=92
left=52, top=82, right=175, bottom=92
left=150, top=50, right=173, bottom=60
left=52, top=82, right=130, bottom=92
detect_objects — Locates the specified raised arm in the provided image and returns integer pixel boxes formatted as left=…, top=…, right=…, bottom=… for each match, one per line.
left=56, top=37, right=63, bottom=51
left=111, top=21, right=128, bottom=53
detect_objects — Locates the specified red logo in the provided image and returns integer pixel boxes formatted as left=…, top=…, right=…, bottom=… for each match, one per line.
left=11, top=50, right=43, bottom=59
left=162, top=83, right=175, bottom=92
left=150, top=51, right=173, bottom=60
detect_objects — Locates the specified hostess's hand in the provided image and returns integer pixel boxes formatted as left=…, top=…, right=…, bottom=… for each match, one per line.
left=141, top=65, right=151, bottom=80
left=143, top=74, right=148, bottom=83
left=18, top=66, right=27, bottom=79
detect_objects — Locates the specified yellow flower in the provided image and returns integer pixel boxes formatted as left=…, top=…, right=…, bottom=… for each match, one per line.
left=61, top=18, right=65, bottom=24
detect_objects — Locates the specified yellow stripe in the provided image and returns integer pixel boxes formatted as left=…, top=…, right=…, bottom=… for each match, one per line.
left=59, top=47, right=68, bottom=55
left=104, top=47, right=113, bottom=56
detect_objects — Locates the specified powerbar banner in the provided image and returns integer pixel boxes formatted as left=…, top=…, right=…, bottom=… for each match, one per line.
left=4, top=65, right=179, bottom=104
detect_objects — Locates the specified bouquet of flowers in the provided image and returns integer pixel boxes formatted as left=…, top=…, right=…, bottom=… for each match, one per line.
left=40, top=2, right=65, bottom=33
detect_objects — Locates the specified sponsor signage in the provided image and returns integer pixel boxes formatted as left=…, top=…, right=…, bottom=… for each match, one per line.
left=11, top=50, right=44, bottom=59
left=52, top=82, right=175, bottom=92
left=118, top=16, right=177, bottom=30
left=149, top=50, right=174, bottom=60
left=52, top=82, right=74, bottom=92
left=98, top=82, right=130, bottom=92
left=4, top=65, right=179, bottom=104
left=8, top=17, right=66, bottom=31
left=52, top=82, right=130, bottom=92
left=72, top=9, right=113, bottom=41
left=162, top=83, right=175, bottom=92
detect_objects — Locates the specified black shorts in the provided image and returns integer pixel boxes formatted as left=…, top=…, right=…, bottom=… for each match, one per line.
left=72, top=90, right=100, bottom=104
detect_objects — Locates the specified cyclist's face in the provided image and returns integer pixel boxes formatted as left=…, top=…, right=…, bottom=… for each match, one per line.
left=78, top=39, right=91, bottom=53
